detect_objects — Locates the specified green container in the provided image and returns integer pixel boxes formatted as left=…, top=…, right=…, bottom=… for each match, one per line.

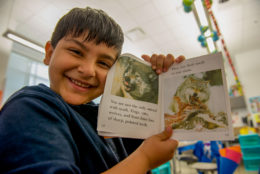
left=241, top=144, right=260, bottom=158
left=239, top=134, right=260, bottom=146
left=152, top=161, right=171, bottom=174
left=243, top=156, right=260, bottom=171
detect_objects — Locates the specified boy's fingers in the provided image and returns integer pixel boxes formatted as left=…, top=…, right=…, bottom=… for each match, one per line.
left=156, top=127, right=173, bottom=141
left=150, top=54, right=157, bottom=70
left=142, top=54, right=185, bottom=73
left=168, top=139, right=179, bottom=154
left=156, top=54, right=165, bottom=74
left=175, top=55, right=185, bottom=63
left=163, top=54, right=174, bottom=72
left=141, top=54, right=151, bottom=63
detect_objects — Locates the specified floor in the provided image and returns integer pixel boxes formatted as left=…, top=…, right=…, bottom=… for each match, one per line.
left=174, top=160, right=259, bottom=174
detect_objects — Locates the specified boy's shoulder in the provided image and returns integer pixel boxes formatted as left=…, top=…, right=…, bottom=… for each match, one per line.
left=3, top=84, right=99, bottom=115
left=6, top=84, right=60, bottom=104
left=3, top=84, right=65, bottom=111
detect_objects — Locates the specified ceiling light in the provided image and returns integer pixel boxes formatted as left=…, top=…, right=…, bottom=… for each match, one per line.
left=3, top=30, right=45, bottom=53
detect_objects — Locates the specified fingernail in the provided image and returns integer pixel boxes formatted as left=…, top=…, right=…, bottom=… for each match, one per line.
left=152, top=66, right=156, bottom=70
left=156, top=69, right=161, bottom=74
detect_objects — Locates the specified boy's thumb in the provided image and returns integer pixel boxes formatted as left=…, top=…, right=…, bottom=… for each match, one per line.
left=156, top=127, right=173, bottom=141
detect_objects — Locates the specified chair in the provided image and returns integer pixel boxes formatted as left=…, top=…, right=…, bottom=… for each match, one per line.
left=189, top=162, right=217, bottom=174
left=191, top=141, right=222, bottom=174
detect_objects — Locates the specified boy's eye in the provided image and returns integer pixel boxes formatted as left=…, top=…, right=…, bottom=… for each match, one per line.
left=68, top=49, right=83, bottom=56
left=98, top=61, right=111, bottom=69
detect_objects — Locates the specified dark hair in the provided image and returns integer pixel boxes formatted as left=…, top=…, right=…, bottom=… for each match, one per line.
left=51, top=7, right=124, bottom=57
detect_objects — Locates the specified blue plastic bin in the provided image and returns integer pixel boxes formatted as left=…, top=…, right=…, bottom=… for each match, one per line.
left=219, top=157, right=238, bottom=174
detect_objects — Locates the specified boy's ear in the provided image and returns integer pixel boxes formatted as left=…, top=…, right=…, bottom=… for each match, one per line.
left=44, top=41, right=53, bottom=65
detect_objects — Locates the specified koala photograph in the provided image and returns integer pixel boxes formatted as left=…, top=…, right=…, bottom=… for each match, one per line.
left=111, top=55, right=159, bottom=104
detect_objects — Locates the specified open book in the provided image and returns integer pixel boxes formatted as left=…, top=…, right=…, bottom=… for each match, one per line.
left=97, top=52, right=234, bottom=141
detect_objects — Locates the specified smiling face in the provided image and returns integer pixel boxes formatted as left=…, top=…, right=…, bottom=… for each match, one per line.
left=44, top=34, right=118, bottom=105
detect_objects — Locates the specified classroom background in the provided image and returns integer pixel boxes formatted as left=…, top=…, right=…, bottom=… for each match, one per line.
left=0, top=0, right=259, bottom=173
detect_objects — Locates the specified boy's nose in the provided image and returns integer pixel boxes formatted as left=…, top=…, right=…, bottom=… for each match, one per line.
left=77, top=61, right=96, bottom=77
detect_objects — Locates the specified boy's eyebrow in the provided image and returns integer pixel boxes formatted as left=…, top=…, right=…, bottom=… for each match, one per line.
left=68, top=39, right=116, bottom=62
left=99, top=53, right=117, bottom=62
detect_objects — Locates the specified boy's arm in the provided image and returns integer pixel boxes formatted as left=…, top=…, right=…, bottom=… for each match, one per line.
left=103, top=128, right=178, bottom=174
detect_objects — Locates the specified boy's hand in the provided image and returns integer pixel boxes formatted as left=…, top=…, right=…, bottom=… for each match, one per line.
left=102, top=128, right=178, bottom=174
left=141, top=54, right=185, bottom=74
left=137, top=127, right=178, bottom=170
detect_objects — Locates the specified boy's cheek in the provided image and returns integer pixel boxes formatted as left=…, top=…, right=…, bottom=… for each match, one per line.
left=102, top=70, right=109, bottom=81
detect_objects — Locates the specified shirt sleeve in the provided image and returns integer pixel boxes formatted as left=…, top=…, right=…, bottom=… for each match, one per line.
left=0, top=95, right=81, bottom=174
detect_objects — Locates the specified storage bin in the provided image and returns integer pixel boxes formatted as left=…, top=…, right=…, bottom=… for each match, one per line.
left=243, top=156, right=260, bottom=171
left=226, top=148, right=242, bottom=164
left=219, top=157, right=238, bottom=174
left=151, top=161, right=171, bottom=174
left=239, top=134, right=260, bottom=146
left=219, top=145, right=241, bottom=158
left=241, top=145, right=260, bottom=158
left=228, top=145, right=241, bottom=153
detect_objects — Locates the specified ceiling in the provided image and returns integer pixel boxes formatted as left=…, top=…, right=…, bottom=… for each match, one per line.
left=1, top=0, right=260, bottom=59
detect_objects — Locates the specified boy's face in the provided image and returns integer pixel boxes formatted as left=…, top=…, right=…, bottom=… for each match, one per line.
left=44, top=34, right=118, bottom=105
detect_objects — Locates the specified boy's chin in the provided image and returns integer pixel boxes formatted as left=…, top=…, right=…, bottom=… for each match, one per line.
left=64, top=95, right=101, bottom=105
left=64, top=97, right=91, bottom=106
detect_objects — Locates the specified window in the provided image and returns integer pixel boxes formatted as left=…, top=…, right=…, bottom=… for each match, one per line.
left=3, top=52, right=49, bottom=103
left=29, top=61, right=49, bottom=86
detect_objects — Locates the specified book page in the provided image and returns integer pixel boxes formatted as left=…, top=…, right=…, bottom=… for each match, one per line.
left=161, top=52, right=234, bottom=140
left=97, top=53, right=163, bottom=139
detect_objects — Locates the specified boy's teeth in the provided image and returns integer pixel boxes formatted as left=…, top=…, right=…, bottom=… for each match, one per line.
left=71, top=79, right=90, bottom=88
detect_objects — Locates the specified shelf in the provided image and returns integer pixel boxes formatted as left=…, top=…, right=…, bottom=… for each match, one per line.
left=230, top=96, right=247, bottom=110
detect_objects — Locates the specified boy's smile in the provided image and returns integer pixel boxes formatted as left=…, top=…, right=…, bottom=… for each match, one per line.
left=44, top=35, right=118, bottom=105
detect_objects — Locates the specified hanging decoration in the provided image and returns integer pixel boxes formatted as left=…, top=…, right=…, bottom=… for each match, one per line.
left=203, top=0, right=243, bottom=96
left=182, top=0, right=243, bottom=96
left=182, top=0, right=218, bottom=53
left=183, top=0, right=193, bottom=12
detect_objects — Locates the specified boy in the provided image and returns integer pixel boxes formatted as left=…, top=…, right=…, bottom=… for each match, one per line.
left=0, top=7, right=184, bottom=174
